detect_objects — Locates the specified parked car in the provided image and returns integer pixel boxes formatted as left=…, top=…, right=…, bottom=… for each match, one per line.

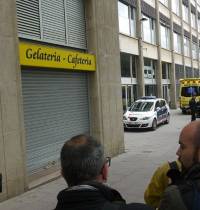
left=123, top=97, right=170, bottom=130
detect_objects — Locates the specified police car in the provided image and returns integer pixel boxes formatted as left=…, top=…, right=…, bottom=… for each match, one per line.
left=123, top=97, right=170, bottom=130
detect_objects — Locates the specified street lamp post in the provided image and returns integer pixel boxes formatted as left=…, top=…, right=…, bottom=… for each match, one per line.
left=136, top=0, right=147, bottom=98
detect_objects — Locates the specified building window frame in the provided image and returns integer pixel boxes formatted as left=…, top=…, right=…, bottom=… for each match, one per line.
left=142, top=14, right=156, bottom=45
left=144, top=58, right=156, bottom=79
left=182, top=4, right=189, bottom=23
left=120, top=52, right=137, bottom=78
left=192, top=42, right=198, bottom=59
left=198, top=17, right=200, bottom=32
left=162, top=62, right=170, bottom=79
left=160, top=23, right=170, bottom=50
left=173, top=32, right=182, bottom=54
left=191, top=12, right=196, bottom=28
left=118, top=1, right=136, bottom=37
left=184, top=36, right=190, bottom=57
left=172, top=0, right=180, bottom=16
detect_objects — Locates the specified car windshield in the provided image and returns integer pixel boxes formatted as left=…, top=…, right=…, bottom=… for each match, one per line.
left=181, top=86, right=200, bottom=97
left=129, top=101, right=154, bottom=112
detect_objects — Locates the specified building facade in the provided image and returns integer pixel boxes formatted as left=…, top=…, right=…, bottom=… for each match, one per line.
left=0, top=0, right=124, bottom=201
left=1, top=0, right=200, bottom=202
left=119, top=0, right=200, bottom=111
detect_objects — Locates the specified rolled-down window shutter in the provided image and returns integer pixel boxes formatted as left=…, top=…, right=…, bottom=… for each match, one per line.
left=65, top=0, right=87, bottom=49
left=41, top=0, right=66, bottom=44
left=16, top=0, right=41, bottom=38
left=141, top=1, right=156, bottom=19
left=22, top=70, right=90, bottom=175
left=120, top=0, right=137, bottom=8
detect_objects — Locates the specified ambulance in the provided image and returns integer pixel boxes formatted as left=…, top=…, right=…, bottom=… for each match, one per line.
left=179, top=78, right=200, bottom=114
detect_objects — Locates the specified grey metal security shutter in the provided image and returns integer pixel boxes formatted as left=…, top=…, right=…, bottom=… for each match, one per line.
left=16, top=0, right=87, bottom=49
left=65, top=0, right=87, bottom=49
left=21, top=69, right=90, bottom=175
left=41, top=0, right=66, bottom=44
left=16, top=0, right=40, bottom=38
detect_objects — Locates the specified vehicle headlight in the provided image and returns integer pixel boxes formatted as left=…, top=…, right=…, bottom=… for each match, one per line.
left=140, top=116, right=151, bottom=120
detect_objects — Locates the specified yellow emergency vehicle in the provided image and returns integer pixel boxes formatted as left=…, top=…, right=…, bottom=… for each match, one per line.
left=179, top=78, right=200, bottom=114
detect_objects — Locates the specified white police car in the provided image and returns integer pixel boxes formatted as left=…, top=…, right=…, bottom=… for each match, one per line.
left=123, top=97, right=170, bottom=130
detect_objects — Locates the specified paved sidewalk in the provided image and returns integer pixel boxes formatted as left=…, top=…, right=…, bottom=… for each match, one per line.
left=0, top=109, right=191, bottom=210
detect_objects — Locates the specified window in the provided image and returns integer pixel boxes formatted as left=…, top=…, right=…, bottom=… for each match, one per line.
left=155, top=101, right=160, bottom=109
left=118, top=2, right=130, bottom=35
left=129, top=101, right=154, bottom=112
left=194, top=68, right=200, bottom=77
left=120, top=53, right=137, bottom=78
left=118, top=2, right=136, bottom=37
left=162, top=62, right=170, bottom=79
left=144, top=58, right=156, bottom=79
left=16, top=0, right=87, bottom=49
left=175, top=64, right=184, bottom=100
left=130, top=7, right=136, bottom=37
left=185, top=67, right=193, bottom=78
left=181, top=86, right=200, bottom=96
left=142, top=15, right=156, bottom=44
left=192, top=42, right=198, bottom=59
left=173, top=32, right=181, bottom=54
left=199, top=42, right=200, bottom=59
left=198, top=17, right=200, bottom=32
left=184, top=37, right=190, bottom=57
left=120, top=53, right=131, bottom=77
left=131, top=56, right=137, bottom=78
left=172, top=0, right=180, bottom=15
left=175, top=64, right=184, bottom=82
left=160, top=24, right=170, bottom=49
left=191, top=12, right=196, bottom=28
left=122, top=86, right=126, bottom=111
left=160, top=100, right=166, bottom=107
left=159, top=0, right=168, bottom=7
left=182, top=4, right=189, bottom=23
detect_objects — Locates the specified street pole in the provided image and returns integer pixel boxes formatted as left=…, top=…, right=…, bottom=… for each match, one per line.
left=136, top=0, right=145, bottom=98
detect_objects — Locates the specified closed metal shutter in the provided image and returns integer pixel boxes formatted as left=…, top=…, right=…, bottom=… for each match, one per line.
left=16, top=0, right=40, bottom=38
left=65, top=0, right=87, bottom=49
left=21, top=69, right=90, bottom=175
left=41, top=0, right=66, bottom=44
left=16, top=0, right=87, bottom=49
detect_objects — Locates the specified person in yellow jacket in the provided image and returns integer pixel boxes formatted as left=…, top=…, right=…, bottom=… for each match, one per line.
left=144, top=160, right=182, bottom=209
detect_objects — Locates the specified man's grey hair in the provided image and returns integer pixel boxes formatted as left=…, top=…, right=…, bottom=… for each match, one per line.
left=60, top=134, right=104, bottom=186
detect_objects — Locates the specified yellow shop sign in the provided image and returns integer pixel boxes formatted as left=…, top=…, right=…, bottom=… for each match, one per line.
left=19, top=42, right=96, bottom=71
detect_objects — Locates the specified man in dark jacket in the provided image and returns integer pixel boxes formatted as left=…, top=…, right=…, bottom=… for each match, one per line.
left=158, top=121, right=200, bottom=210
left=55, top=134, right=153, bottom=210
left=189, top=95, right=197, bottom=121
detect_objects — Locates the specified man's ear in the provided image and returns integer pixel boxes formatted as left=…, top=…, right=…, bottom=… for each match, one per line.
left=101, top=163, right=109, bottom=182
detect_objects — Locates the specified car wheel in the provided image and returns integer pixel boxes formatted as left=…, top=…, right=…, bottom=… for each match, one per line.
left=165, top=113, right=170, bottom=124
left=151, top=119, right=157, bottom=130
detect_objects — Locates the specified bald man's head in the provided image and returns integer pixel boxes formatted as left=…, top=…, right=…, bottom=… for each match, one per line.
left=181, top=121, right=200, bottom=146
left=176, top=121, right=200, bottom=169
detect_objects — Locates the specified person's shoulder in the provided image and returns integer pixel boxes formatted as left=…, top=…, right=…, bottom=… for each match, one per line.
left=124, top=203, right=154, bottom=210
left=158, top=185, right=187, bottom=210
